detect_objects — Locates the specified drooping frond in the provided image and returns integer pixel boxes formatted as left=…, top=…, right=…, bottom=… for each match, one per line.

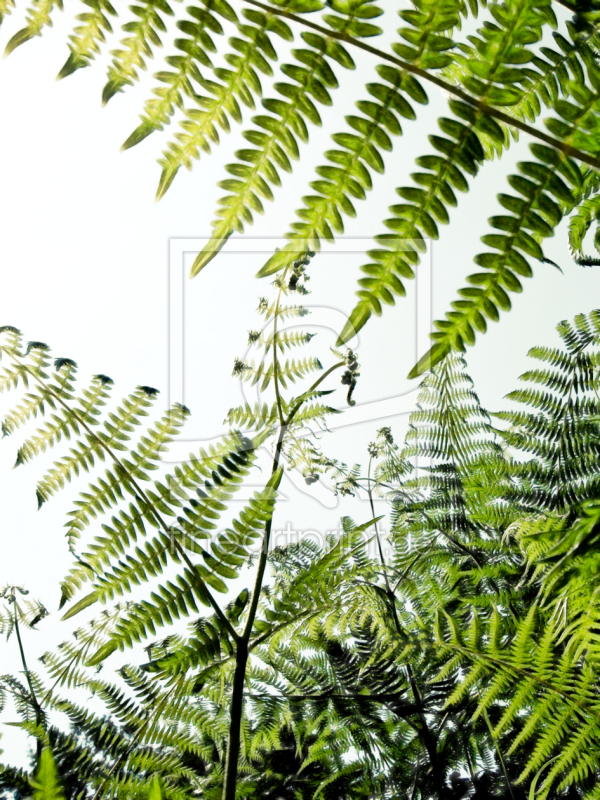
left=156, top=6, right=291, bottom=199
left=56, top=0, right=117, bottom=79
left=4, top=0, right=63, bottom=56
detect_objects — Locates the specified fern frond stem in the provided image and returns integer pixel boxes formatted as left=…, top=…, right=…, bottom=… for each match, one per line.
left=406, top=662, right=445, bottom=796
left=409, top=761, right=421, bottom=800
left=42, top=637, right=97, bottom=705
left=273, top=285, right=285, bottom=428
left=422, top=507, right=484, bottom=569
left=463, top=732, right=476, bottom=781
left=284, top=360, right=345, bottom=426
left=11, top=355, right=235, bottom=639
left=242, top=430, right=286, bottom=646
left=392, top=554, right=420, bottom=594
left=243, top=0, right=600, bottom=172
left=223, top=358, right=346, bottom=799
left=90, top=689, right=172, bottom=800
left=366, top=450, right=442, bottom=786
left=12, top=601, right=43, bottom=758
left=367, top=456, right=391, bottom=593
left=250, top=601, right=340, bottom=652
left=366, top=453, right=408, bottom=636
left=222, top=638, right=249, bottom=800
left=484, top=707, right=515, bottom=800
left=223, top=422, right=286, bottom=800
left=248, top=692, right=417, bottom=702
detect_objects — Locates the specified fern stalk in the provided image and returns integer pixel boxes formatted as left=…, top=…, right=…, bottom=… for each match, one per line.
left=222, top=334, right=345, bottom=799
left=10, top=591, right=43, bottom=759
left=244, top=0, right=600, bottom=172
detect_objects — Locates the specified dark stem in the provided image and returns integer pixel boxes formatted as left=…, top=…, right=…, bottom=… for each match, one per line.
left=367, top=456, right=390, bottom=593
left=272, top=287, right=286, bottom=428
left=221, top=358, right=346, bottom=799
left=484, top=708, right=516, bottom=800
left=363, top=465, right=445, bottom=797
left=406, top=663, right=448, bottom=800
left=244, top=0, right=600, bottom=172
left=222, top=640, right=249, bottom=800
left=221, top=422, right=284, bottom=800
left=13, top=606, right=43, bottom=759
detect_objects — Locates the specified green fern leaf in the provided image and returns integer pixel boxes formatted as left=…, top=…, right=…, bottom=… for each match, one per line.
left=4, top=0, right=63, bottom=56
left=29, top=747, right=65, bottom=800
left=156, top=9, right=289, bottom=199
left=102, top=0, right=176, bottom=105
left=57, top=0, right=116, bottom=79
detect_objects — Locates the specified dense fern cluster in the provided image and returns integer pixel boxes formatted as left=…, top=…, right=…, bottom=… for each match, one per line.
left=5, top=298, right=600, bottom=798
left=5, top=0, right=600, bottom=796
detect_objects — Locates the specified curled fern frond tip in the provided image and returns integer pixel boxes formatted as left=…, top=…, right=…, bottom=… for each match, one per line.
left=54, top=357, right=77, bottom=371
left=138, top=385, right=159, bottom=397
left=25, top=341, right=49, bottom=355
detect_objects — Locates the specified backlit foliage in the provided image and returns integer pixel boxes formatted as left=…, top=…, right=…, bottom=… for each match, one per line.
left=3, top=0, right=600, bottom=373
left=3, top=303, right=600, bottom=797
left=4, top=0, right=600, bottom=795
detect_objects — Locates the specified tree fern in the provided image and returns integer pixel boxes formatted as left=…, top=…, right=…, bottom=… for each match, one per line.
left=7, top=0, right=600, bottom=790
left=6, top=0, right=600, bottom=371
left=0, top=256, right=384, bottom=798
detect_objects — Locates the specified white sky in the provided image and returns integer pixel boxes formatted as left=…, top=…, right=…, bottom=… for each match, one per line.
left=0, top=0, right=599, bottom=768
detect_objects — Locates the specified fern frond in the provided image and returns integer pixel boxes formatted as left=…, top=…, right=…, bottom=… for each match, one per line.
left=413, top=146, right=581, bottom=375
left=241, top=355, right=322, bottom=391
left=4, top=0, right=62, bottom=56
left=192, top=15, right=362, bottom=273
left=339, top=0, right=557, bottom=345
left=29, top=747, right=65, bottom=800
left=257, top=64, right=428, bottom=283
left=61, top=432, right=257, bottom=601
left=122, top=1, right=226, bottom=149
left=225, top=401, right=278, bottom=430
left=569, top=193, right=600, bottom=261
left=156, top=7, right=289, bottom=199
left=57, top=0, right=117, bottom=79
left=101, top=0, right=178, bottom=105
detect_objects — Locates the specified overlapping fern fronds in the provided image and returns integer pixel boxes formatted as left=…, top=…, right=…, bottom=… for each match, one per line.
left=0, top=256, right=384, bottom=798
left=498, top=308, right=600, bottom=511
left=4, top=0, right=600, bottom=376
left=4, top=310, right=600, bottom=797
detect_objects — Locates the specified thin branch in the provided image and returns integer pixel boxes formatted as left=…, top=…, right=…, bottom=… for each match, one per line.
left=284, top=360, right=346, bottom=426
left=223, top=354, right=346, bottom=800
left=247, top=692, right=415, bottom=704
left=484, top=708, right=516, bottom=800
left=367, top=455, right=391, bottom=594
left=12, top=600, right=43, bottom=759
left=243, top=0, right=600, bottom=172
left=272, top=285, right=286, bottom=428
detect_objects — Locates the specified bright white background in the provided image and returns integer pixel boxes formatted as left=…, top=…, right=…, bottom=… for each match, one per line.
left=0, top=0, right=598, bottom=767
